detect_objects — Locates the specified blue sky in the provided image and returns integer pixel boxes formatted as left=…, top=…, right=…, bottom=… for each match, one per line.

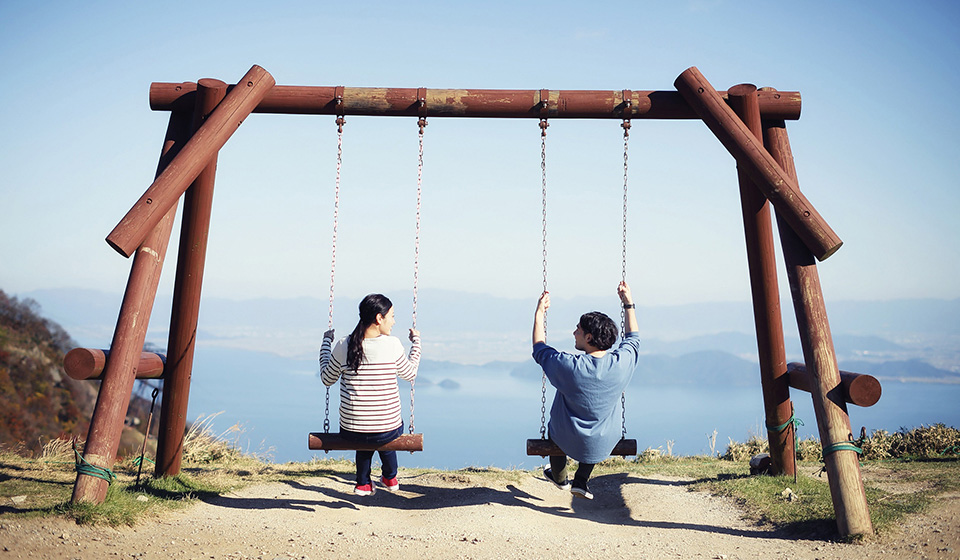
left=2, top=1, right=958, bottom=307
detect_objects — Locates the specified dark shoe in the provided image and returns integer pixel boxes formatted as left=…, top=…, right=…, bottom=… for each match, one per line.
left=571, top=480, right=593, bottom=500
left=543, top=467, right=571, bottom=490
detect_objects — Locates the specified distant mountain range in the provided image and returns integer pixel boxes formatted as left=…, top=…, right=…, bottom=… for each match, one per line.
left=17, top=288, right=960, bottom=383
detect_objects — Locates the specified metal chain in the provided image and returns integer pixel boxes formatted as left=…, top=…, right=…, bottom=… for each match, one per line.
left=539, top=117, right=549, bottom=440
left=620, top=117, right=630, bottom=439
left=410, top=117, right=426, bottom=434
left=329, top=120, right=343, bottom=331
left=323, top=112, right=345, bottom=434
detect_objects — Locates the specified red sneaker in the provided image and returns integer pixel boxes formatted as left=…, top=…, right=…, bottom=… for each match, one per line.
left=381, top=476, right=400, bottom=492
left=354, top=483, right=376, bottom=496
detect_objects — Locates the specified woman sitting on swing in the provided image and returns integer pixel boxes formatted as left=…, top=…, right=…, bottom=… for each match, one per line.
left=319, top=293, right=421, bottom=496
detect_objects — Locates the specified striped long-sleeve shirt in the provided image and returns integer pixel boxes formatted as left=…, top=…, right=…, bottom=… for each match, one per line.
left=319, top=334, right=420, bottom=433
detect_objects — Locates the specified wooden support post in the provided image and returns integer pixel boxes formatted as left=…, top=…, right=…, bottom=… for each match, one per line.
left=63, top=349, right=165, bottom=380
left=106, top=65, right=275, bottom=258
left=525, top=438, right=638, bottom=457
left=762, top=109, right=873, bottom=537
left=155, top=79, right=227, bottom=479
left=149, top=83, right=803, bottom=121
left=788, top=363, right=882, bottom=408
left=674, top=67, right=842, bottom=261
left=726, top=84, right=794, bottom=476
left=308, top=433, right=424, bottom=452
left=71, top=110, right=192, bottom=505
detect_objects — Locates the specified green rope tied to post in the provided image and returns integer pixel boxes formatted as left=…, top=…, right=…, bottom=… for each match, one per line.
left=73, top=443, right=116, bottom=484
left=822, top=441, right=864, bottom=456
left=816, top=436, right=865, bottom=477
left=766, top=407, right=804, bottom=454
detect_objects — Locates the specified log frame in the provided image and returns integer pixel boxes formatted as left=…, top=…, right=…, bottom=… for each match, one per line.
left=149, top=83, right=802, bottom=121
left=81, top=67, right=870, bottom=537
left=787, top=362, right=882, bottom=407
left=63, top=349, right=165, bottom=381
left=71, top=110, right=191, bottom=505
left=106, top=65, right=276, bottom=258
left=727, top=83, right=794, bottom=476
left=763, top=112, right=873, bottom=537
left=675, top=67, right=842, bottom=261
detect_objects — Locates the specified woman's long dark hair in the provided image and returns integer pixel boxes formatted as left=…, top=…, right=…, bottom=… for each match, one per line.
left=346, top=294, right=393, bottom=371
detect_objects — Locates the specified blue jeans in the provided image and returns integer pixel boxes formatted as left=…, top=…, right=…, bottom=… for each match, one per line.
left=547, top=431, right=595, bottom=485
left=341, top=425, right=403, bottom=486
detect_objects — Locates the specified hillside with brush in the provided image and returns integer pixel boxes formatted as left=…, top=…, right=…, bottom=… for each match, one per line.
left=0, top=290, right=163, bottom=457
left=0, top=290, right=98, bottom=454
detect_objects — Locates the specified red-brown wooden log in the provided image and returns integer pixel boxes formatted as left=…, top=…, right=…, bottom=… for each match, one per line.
left=149, top=83, right=802, bottom=121
left=72, top=110, right=191, bottom=505
left=727, top=84, right=794, bottom=477
left=675, top=67, right=842, bottom=261
left=526, top=438, right=638, bottom=457
left=308, top=433, right=424, bottom=452
left=63, top=348, right=165, bottom=380
left=787, top=363, right=882, bottom=408
left=155, top=79, right=228, bottom=479
left=106, top=65, right=275, bottom=258
left=763, top=110, right=873, bottom=537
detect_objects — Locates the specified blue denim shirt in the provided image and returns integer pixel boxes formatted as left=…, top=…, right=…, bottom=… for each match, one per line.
left=532, top=332, right=641, bottom=463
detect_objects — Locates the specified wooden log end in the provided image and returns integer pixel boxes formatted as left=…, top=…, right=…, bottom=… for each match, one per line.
left=105, top=232, right=134, bottom=259
left=64, top=348, right=105, bottom=380
left=847, top=374, right=882, bottom=407
left=817, top=240, right=844, bottom=261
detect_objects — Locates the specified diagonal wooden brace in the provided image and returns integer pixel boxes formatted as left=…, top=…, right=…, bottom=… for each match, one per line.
left=106, top=65, right=276, bottom=257
left=674, top=67, right=842, bottom=261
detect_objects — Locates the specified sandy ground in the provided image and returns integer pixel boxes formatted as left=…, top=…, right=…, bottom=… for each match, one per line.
left=2, top=468, right=958, bottom=560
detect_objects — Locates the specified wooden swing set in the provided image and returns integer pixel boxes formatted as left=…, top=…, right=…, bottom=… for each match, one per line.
left=63, top=64, right=882, bottom=538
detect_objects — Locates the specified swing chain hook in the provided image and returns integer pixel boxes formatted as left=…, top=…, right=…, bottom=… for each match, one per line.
left=334, top=85, right=345, bottom=133
left=417, top=86, right=428, bottom=136
left=539, top=88, right=550, bottom=138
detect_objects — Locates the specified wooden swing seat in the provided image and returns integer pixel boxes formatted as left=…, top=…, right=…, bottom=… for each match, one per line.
left=526, top=437, right=637, bottom=457
left=308, top=432, right=423, bottom=452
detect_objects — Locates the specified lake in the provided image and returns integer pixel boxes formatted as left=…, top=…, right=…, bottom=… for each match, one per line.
left=184, top=355, right=960, bottom=470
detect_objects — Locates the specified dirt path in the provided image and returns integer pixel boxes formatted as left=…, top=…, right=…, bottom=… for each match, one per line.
left=2, top=469, right=958, bottom=559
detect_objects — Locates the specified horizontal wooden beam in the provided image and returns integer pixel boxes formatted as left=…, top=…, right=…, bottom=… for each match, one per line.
left=150, top=83, right=802, bottom=121
left=787, top=362, right=882, bottom=407
left=308, top=432, right=423, bottom=452
left=526, top=438, right=637, bottom=457
left=63, top=348, right=165, bottom=380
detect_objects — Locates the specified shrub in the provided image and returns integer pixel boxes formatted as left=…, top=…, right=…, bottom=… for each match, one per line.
left=723, top=424, right=960, bottom=462
left=722, top=434, right=768, bottom=461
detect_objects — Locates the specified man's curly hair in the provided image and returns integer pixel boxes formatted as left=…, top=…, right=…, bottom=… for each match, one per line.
left=579, top=311, right=618, bottom=350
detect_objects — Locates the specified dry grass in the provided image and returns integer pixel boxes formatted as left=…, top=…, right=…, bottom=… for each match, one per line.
left=2, top=422, right=958, bottom=532
left=722, top=424, right=960, bottom=462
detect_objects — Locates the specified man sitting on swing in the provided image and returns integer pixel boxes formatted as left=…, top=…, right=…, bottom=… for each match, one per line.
left=532, top=281, right=641, bottom=499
